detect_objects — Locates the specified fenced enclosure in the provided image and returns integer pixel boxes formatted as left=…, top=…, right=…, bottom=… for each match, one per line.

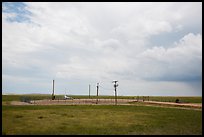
left=3, top=94, right=202, bottom=103
left=28, top=96, right=151, bottom=105
left=30, top=98, right=138, bottom=105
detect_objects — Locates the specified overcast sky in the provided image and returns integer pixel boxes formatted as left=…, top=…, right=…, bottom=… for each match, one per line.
left=2, top=2, right=202, bottom=96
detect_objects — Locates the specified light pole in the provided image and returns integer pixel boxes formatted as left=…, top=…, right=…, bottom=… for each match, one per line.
left=96, top=83, right=99, bottom=104
left=52, top=80, right=55, bottom=100
left=112, top=80, right=118, bottom=105
left=89, top=84, right=91, bottom=99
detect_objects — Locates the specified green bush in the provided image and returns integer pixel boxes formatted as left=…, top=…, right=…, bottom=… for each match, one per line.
left=20, top=97, right=31, bottom=103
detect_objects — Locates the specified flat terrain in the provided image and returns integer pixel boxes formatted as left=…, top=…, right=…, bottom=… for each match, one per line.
left=9, top=99, right=202, bottom=110
left=2, top=95, right=202, bottom=135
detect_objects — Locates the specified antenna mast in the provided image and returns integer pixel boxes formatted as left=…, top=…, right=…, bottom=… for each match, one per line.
left=112, top=80, right=118, bottom=105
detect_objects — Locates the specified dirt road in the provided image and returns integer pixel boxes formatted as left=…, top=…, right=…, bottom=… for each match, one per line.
left=9, top=99, right=202, bottom=110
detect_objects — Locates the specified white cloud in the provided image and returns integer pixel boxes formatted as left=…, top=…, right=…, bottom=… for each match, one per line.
left=2, top=2, right=202, bottom=95
left=134, top=33, right=202, bottom=81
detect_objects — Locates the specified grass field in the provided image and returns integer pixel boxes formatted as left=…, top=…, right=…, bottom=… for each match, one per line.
left=2, top=105, right=202, bottom=135
left=147, top=96, right=202, bottom=103
left=2, top=94, right=202, bottom=103
left=2, top=94, right=202, bottom=135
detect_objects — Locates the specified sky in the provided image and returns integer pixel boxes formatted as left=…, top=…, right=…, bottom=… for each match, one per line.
left=2, top=2, right=202, bottom=96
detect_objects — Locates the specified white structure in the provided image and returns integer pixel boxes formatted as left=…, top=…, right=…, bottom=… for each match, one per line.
left=64, top=95, right=73, bottom=100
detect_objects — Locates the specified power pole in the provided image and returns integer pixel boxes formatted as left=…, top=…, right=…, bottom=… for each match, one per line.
left=96, top=83, right=99, bottom=104
left=52, top=80, right=55, bottom=100
left=112, top=80, right=118, bottom=105
left=89, top=84, right=91, bottom=99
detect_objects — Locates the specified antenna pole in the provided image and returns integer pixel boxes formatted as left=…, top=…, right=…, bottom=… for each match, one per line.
left=96, top=83, right=99, bottom=104
left=89, top=84, right=91, bottom=99
left=112, top=80, right=118, bottom=105
left=52, top=80, right=55, bottom=100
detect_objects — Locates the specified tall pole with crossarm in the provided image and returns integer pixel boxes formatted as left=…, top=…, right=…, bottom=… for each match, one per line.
left=112, top=80, right=118, bottom=105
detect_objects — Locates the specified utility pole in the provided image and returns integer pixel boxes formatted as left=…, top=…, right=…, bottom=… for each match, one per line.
left=52, top=80, right=55, bottom=100
left=89, top=84, right=91, bottom=99
left=112, top=80, right=118, bottom=105
left=96, top=83, right=99, bottom=104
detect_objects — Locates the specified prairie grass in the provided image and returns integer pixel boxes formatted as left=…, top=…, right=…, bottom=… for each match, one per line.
left=2, top=105, right=202, bottom=135
left=2, top=95, right=202, bottom=103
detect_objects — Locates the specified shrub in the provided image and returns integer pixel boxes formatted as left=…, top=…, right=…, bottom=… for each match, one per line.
left=175, top=99, right=180, bottom=103
left=20, top=96, right=31, bottom=103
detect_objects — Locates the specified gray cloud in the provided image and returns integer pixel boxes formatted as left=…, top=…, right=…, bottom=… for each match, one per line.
left=2, top=2, right=202, bottom=96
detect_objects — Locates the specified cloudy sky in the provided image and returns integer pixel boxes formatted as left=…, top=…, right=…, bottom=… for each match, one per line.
left=2, top=2, right=202, bottom=96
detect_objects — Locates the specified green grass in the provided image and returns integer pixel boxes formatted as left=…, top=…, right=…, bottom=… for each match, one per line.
left=2, top=94, right=202, bottom=103
left=2, top=94, right=55, bottom=101
left=2, top=94, right=138, bottom=101
left=148, top=96, right=202, bottom=103
left=2, top=105, right=202, bottom=135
